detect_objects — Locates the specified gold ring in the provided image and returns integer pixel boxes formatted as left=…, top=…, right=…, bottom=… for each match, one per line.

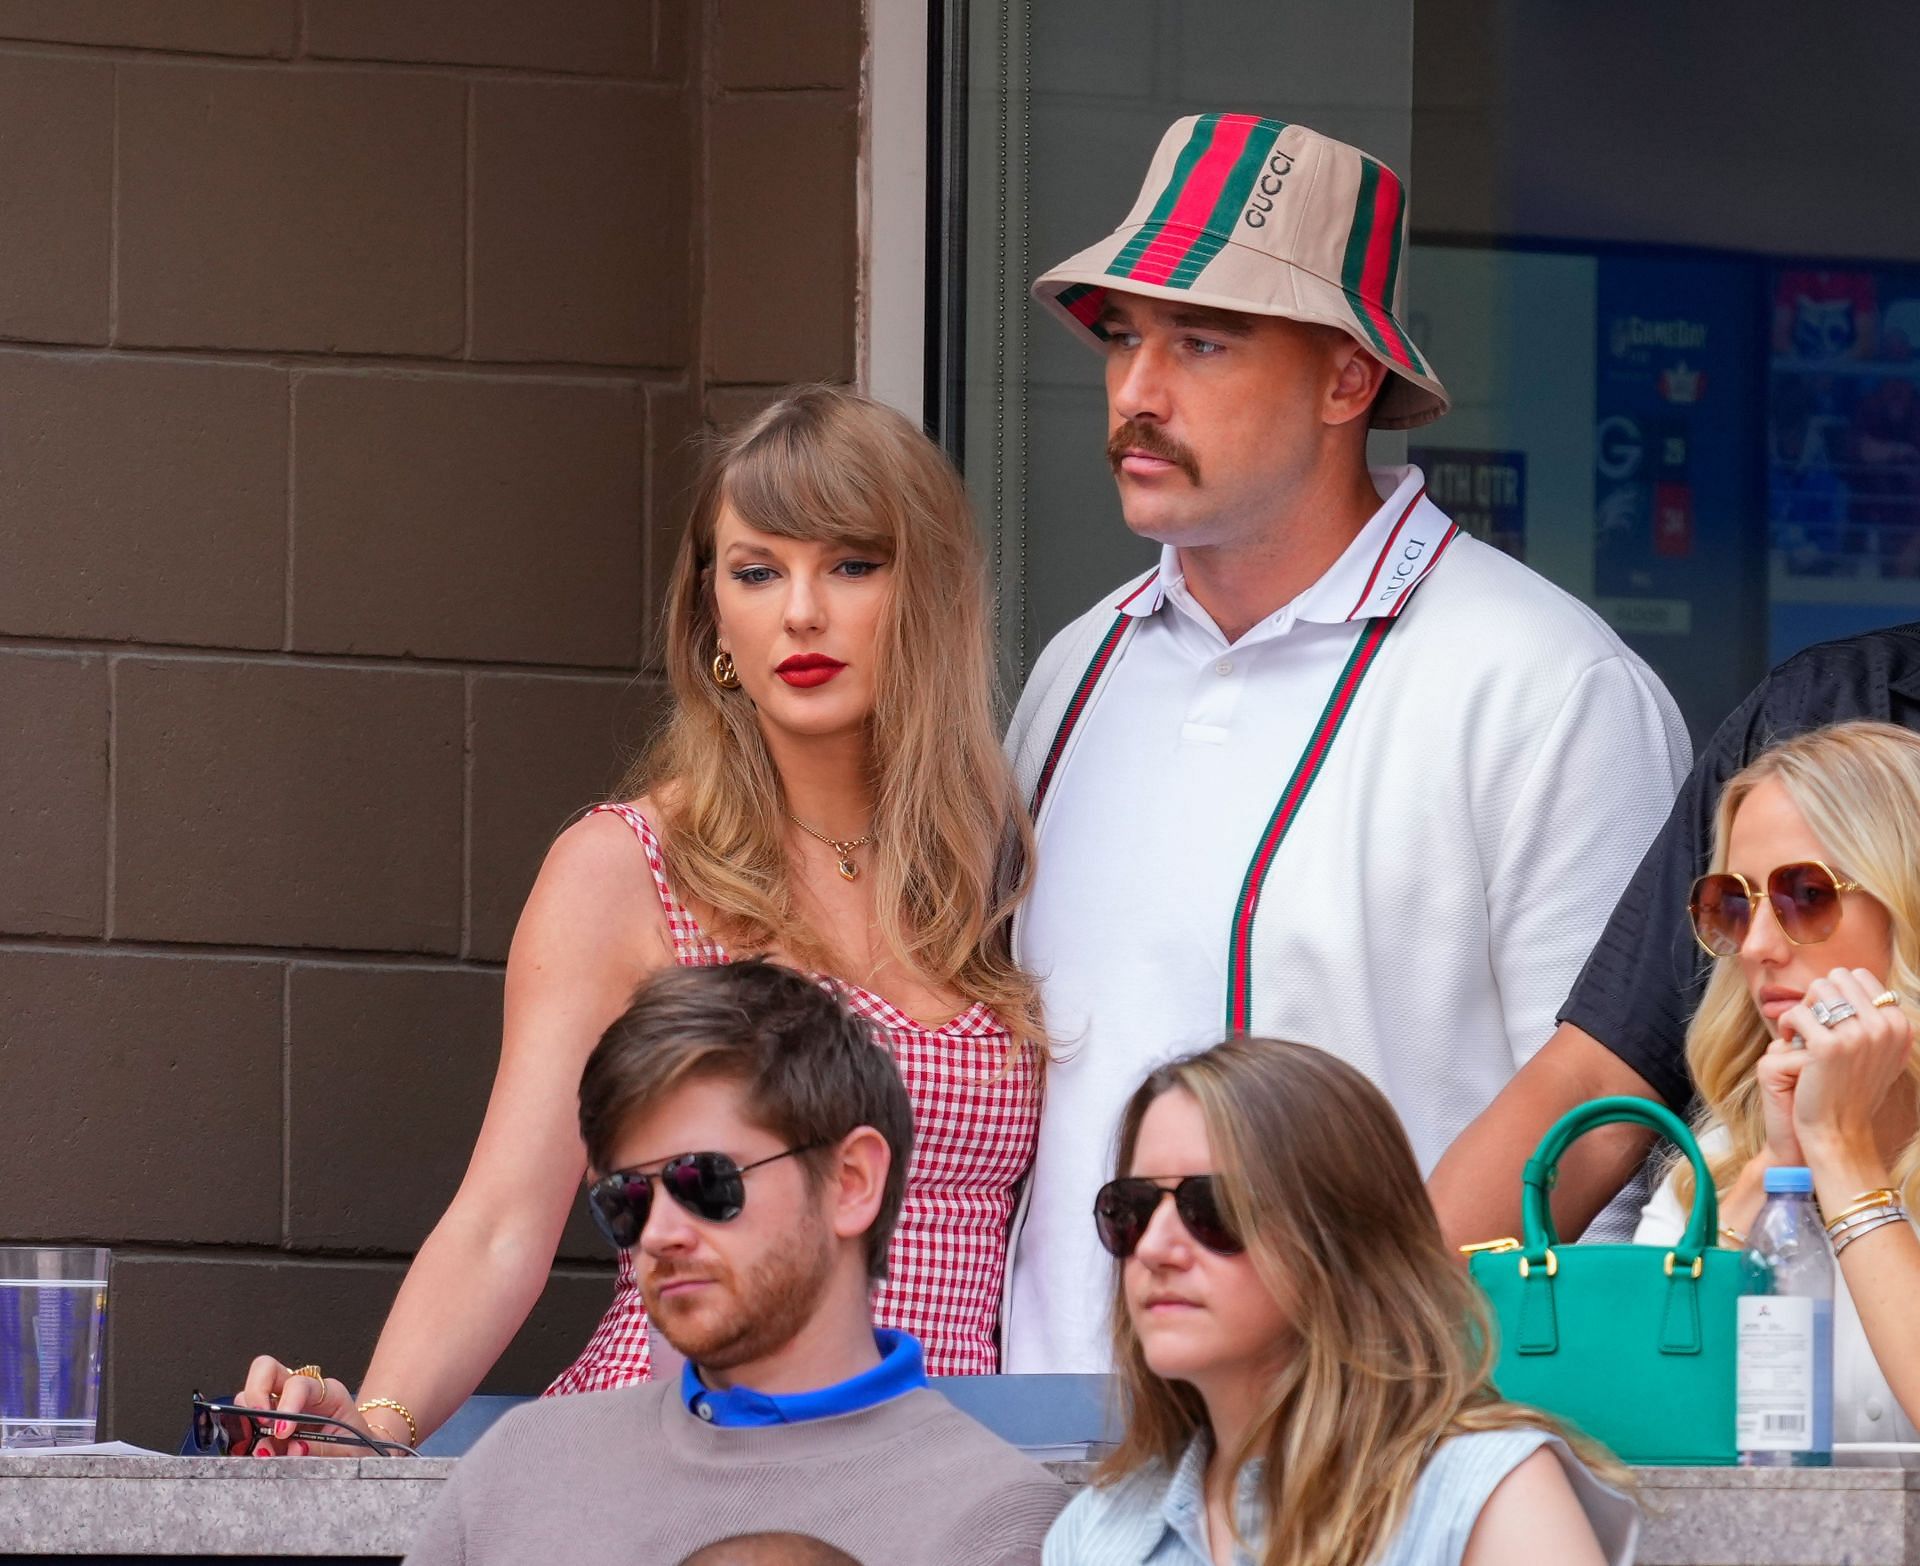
left=288, top=1364, right=326, bottom=1384
left=1873, top=990, right=1901, bottom=1009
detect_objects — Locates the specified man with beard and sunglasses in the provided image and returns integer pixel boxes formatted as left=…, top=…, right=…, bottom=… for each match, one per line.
left=1001, top=114, right=1692, bottom=1373
left=404, top=961, right=1066, bottom=1566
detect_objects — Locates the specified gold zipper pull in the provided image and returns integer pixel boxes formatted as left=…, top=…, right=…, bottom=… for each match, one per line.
left=1458, top=1236, right=1522, bottom=1256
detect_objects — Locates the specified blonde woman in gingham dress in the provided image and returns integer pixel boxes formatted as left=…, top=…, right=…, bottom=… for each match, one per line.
left=232, top=388, right=1044, bottom=1450
left=548, top=802, right=1037, bottom=1385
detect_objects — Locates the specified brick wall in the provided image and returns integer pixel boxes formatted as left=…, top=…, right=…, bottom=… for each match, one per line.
left=0, top=0, right=862, bottom=1448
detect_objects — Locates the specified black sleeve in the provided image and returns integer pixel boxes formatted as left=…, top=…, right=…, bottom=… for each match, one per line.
left=1557, top=672, right=1798, bottom=1111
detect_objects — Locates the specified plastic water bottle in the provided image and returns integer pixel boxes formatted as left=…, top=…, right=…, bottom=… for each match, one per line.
left=1738, top=1166, right=1834, bottom=1466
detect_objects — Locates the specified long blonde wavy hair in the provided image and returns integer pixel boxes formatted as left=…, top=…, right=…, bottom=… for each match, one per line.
left=619, top=385, right=1041, bottom=1049
left=1101, top=1039, right=1623, bottom=1566
left=1676, top=720, right=1920, bottom=1211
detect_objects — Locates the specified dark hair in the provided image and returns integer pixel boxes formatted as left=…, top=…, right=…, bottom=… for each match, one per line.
left=676, top=1534, right=862, bottom=1566
left=578, top=960, right=913, bottom=1281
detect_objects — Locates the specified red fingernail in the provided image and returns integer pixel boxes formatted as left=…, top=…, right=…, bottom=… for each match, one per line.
left=293, top=1441, right=310, bottom=1458
left=275, top=1421, right=292, bottom=1439
left=253, top=1444, right=273, bottom=1458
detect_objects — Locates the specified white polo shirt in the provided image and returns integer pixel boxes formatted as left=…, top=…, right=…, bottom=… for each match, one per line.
left=1003, top=467, right=1692, bottom=1373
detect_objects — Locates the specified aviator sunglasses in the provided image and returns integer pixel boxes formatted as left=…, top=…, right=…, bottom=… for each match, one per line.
left=585, top=1144, right=823, bottom=1250
left=1093, top=1176, right=1243, bottom=1259
left=1688, top=859, right=1866, bottom=959
left=187, top=1394, right=416, bottom=1458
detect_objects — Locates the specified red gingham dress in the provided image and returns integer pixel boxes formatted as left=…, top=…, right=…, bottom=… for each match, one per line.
left=544, top=803, right=1041, bottom=1389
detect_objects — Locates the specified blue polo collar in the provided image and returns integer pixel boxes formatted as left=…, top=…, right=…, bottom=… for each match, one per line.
left=679, top=1329, right=928, bottom=1428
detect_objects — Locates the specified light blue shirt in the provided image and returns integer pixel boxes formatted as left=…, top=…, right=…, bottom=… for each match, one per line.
left=1042, top=1427, right=1637, bottom=1565
left=679, top=1329, right=928, bottom=1429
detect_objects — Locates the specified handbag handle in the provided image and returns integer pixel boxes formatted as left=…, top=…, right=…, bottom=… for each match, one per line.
left=1521, top=1095, right=1720, bottom=1265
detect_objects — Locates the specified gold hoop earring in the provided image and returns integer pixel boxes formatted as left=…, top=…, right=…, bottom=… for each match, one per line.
left=711, top=650, right=741, bottom=690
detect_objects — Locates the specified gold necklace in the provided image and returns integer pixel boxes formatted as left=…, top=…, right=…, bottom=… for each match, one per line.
left=789, top=815, right=876, bottom=882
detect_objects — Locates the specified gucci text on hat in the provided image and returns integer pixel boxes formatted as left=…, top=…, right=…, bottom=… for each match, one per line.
left=1033, top=114, right=1450, bottom=431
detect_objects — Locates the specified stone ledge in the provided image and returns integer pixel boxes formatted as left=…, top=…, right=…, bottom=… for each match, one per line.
left=4, top=1455, right=1919, bottom=1562
left=0, top=1456, right=451, bottom=1556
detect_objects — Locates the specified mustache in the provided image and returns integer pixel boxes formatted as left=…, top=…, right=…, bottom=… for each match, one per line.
left=641, top=1257, right=726, bottom=1299
left=1107, top=421, right=1201, bottom=483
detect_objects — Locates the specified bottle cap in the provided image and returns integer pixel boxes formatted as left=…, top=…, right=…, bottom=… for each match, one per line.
left=1764, top=1165, right=1815, bottom=1194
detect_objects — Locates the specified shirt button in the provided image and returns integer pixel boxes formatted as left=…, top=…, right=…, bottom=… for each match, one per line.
left=1214, top=659, right=1234, bottom=676
left=695, top=1400, right=714, bottom=1422
left=1868, top=1397, right=1885, bottom=1422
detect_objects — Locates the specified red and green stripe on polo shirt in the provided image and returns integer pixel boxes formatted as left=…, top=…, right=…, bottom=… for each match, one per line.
left=1028, top=494, right=1457, bottom=1033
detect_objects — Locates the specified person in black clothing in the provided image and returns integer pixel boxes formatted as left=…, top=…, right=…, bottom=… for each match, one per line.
left=1430, top=622, right=1920, bottom=1249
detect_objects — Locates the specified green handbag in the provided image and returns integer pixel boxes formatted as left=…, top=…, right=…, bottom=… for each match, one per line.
left=1467, top=1095, right=1740, bottom=1466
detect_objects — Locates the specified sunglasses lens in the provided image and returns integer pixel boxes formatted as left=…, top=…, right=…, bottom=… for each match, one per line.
left=664, top=1153, right=748, bottom=1222
left=586, top=1173, right=650, bottom=1250
left=190, top=1401, right=258, bottom=1456
left=1093, top=1180, right=1154, bottom=1258
left=1174, top=1178, right=1243, bottom=1255
left=224, top=1409, right=262, bottom=1452
left=1689, top=874, right=1750, bottom=957
left=1772, top=862, right=1845, bottom=945
left=189, top=1402, right=218, bottom=1453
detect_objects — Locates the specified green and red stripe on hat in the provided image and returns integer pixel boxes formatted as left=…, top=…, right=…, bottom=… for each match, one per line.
left=1032, top=113, right=1450, bottom=432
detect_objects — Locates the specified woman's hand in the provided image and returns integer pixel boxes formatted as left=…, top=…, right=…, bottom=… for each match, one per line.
left=1755, top=1036, right=1808, bottom=1168
left=1778, top=967, right=1913, bottom=1166
left=234, top=1358, right=368, bottom=1458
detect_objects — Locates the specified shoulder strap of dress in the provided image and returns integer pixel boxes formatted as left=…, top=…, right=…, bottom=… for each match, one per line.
left=586, top=803, right=720, bottom=964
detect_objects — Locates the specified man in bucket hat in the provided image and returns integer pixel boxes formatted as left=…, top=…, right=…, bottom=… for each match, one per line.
left=1002, top=115, right=1694, bottom=1371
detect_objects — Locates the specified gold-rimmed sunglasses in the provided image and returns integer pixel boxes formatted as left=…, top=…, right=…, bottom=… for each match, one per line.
left=1687, top=859, right=1865, bottom=959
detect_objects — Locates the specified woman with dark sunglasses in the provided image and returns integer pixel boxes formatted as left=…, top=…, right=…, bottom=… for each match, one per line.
left=1047, top=1039, right=1633, bottom=1566
left=1637, top=719, right=1920, bottom=1442
left=232, top=387, right=1044, bottom=1454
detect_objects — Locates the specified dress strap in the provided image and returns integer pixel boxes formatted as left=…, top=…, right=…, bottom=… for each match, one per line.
left=587, top=803, right=727, bottom=966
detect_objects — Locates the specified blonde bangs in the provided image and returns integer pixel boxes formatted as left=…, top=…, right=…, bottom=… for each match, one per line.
left=720, top=418, right=897, bottom=557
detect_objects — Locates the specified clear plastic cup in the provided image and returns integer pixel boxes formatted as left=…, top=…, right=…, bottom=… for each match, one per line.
left=0, top=1247, right=110, bottom=1449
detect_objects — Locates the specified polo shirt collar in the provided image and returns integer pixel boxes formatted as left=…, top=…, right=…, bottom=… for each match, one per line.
left=1113, top=467, right=1448, bottom=631
left=679, top=1328, right=927, bottom=1429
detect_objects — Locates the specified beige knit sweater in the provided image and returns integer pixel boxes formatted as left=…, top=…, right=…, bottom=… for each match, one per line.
left=403, top=1379, right=1069, bottom=1566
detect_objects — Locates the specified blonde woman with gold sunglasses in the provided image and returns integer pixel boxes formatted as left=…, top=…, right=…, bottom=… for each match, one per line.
left=1637, top=720, right=1920, bottom=1442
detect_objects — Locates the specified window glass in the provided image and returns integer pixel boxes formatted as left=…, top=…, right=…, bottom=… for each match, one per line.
left=950, top=0, right=1920, bottom=740
left=953, top=0, right=1413, bottom=672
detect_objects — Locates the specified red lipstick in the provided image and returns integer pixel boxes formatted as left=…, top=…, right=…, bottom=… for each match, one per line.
left=776, top=654, right=846, bottom=689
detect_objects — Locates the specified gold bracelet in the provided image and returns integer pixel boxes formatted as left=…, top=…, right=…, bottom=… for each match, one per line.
left=1825, top=1189, right=1902, bottom=1233
left=1719, top=1225, right=1747, bottom=1247
left=357, top=1398, right=419, bottom=1448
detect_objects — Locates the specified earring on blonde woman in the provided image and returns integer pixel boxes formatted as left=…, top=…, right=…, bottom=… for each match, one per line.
left=711, top=650, right=741, bottom=690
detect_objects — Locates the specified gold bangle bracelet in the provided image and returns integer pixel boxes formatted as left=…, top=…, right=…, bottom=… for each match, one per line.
left=1825, top=1189, right=1902, bottom=1232
left=1719, top=1225, right=1747, bottom=1247
left=357, top=1398, right=419, bottom=1448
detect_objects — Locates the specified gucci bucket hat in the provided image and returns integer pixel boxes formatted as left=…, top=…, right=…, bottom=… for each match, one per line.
left=1033, top=113, right=1449, bottom=430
